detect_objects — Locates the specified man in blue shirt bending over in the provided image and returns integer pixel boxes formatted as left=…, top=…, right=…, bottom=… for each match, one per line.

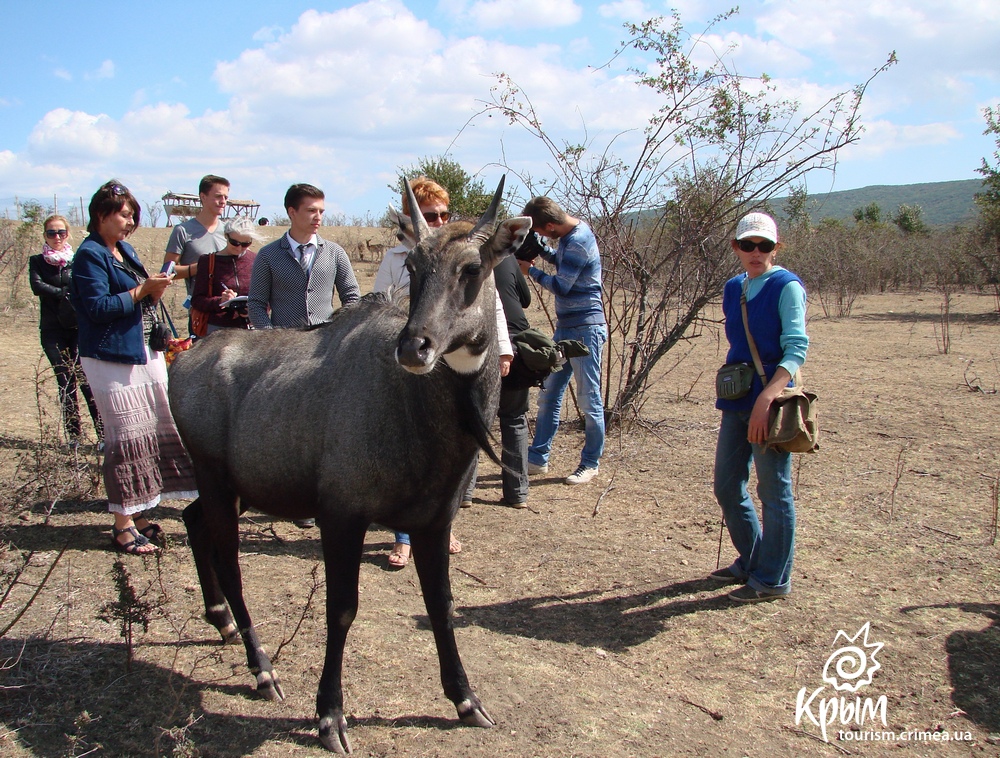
left=518, top=197, right=606, bottom=485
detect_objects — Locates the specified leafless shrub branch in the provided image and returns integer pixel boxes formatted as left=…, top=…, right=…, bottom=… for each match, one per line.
left=272, top=562, right=324, bottom=664
left=0, top=542, right=69, bottom=639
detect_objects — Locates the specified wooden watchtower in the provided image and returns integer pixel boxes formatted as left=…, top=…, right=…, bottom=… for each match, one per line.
left=162, top=192, right=261, bottom=227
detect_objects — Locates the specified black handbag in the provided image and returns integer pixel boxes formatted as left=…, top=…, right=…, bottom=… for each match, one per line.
left=148, top=303, right=176, bottom=353
left=57, top=293, right=78, bottom=329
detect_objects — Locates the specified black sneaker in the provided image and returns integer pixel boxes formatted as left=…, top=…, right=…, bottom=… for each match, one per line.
left=728, top=584, right=785, bottom=603
left=708, top=566, right=741, bottom=584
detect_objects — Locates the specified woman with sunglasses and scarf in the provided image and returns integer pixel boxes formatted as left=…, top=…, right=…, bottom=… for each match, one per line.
left=71, top=181, right=197, bottom=556
left=190, top=217, right=260, bottom=332
left=29, top=215, right=103, bottom=448
left=710, top=212, right=809, bottom=603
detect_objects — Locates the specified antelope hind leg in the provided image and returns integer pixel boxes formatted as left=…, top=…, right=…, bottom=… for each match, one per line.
left=183, top=498, right=239, bottom=644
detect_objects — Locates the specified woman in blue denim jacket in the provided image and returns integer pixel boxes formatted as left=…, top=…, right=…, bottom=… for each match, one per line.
left=710, top=212, right=809, bottom=603
left=71, top=180, right=197, bottom=555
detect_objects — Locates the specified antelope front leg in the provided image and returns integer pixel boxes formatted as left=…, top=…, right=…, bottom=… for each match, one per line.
left=411, top=528, right=495, bottom=728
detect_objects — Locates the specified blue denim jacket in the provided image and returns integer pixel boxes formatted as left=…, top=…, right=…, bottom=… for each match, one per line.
left=70, top=234, right=148, bottom=364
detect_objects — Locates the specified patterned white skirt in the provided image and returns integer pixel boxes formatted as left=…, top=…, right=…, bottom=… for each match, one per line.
left=81, top=347, right=198, bottom=515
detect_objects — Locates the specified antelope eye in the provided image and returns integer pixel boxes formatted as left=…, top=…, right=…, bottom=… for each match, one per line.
left=462, top=263, right=482, bottom=278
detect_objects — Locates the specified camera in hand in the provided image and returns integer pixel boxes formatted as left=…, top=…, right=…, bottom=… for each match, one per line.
left=515, top=231, right=545, bottom=262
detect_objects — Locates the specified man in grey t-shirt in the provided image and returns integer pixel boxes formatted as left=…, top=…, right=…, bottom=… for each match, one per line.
left=163, top=174, right=229, bottom=297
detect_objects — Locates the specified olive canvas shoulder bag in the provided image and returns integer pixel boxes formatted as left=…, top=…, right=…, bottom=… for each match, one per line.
left=741, top=293, right=819, bottom=453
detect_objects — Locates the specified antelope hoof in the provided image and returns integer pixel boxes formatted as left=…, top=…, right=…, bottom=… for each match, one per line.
left=256, top=670, right=285, bottom=701
left=319, top=715, right=352, bottom=754
left=218, top=623, right=240, bottom=645
left=457, top=699, right=496, bottom=728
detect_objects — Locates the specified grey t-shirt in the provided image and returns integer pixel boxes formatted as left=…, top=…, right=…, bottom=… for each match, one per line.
left=166, top=217, right=226, bottom=295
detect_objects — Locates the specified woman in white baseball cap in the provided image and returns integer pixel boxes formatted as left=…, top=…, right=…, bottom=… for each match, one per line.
left=709, top=211, right=809, bottom=602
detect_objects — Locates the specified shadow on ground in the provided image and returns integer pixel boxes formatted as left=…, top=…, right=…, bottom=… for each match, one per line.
left=3, top=503, right=412, bottom=566
left=902, top=601, right=1000, bottom=733
left=854, top=310, right=1000, bottom=325
left=457, top=578, right=736, bottom=652
left=0, top=637, right=316, bottom=756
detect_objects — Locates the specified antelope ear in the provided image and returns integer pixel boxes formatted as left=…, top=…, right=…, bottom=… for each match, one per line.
left=479, top=216, right=533, bottom=269
left=389, top=206, right=416, bottom=247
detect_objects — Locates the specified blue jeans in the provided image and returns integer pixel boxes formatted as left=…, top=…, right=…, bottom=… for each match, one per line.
left=713, top=410, right=795, bottom=595
left=528, top=323, right=607, bottom=470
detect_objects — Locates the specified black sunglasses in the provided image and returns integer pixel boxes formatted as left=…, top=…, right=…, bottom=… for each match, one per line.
left=422, top=211, right=450, bottom=223
left=736, top=239, right=776, bottom=254
left=45, top=229, right=69, bottom=239
left=110, top=183, right=127, bottom=196
left=227, top=236, right=252, bottom=248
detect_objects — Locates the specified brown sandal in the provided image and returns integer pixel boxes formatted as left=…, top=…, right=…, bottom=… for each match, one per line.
left=135, top=521, right=163, bottom=544
left=387, top=548, right=410, bottom=569
left=111, top=526, right=158, bottom=555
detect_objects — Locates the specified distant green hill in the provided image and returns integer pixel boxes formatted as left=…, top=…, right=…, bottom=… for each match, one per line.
left=770, top=179, right=982, bottom=227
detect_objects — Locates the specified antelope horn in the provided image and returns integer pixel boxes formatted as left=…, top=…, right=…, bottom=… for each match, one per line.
left=469, top=175, right=506, bottom=242
left=403, top=178, right=431, bottom=243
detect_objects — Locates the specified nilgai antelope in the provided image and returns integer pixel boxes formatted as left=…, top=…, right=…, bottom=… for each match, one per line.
left=168, top=177, right=530, bottom=753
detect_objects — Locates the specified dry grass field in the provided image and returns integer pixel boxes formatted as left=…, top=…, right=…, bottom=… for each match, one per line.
left=1, top=226, right=999, bottom=756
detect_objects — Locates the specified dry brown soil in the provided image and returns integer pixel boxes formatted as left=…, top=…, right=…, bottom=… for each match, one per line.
left=1, top=227, right=999, bottom=757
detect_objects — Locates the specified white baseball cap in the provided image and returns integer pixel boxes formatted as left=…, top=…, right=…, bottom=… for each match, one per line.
left=735, top=212, right=779, bottom=243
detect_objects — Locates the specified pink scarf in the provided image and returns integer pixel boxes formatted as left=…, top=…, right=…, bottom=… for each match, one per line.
left=42, top=243, right=74, bottom=268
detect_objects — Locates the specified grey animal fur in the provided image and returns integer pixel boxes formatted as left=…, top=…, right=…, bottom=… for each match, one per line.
left=168, top=176, right=531, bottom=754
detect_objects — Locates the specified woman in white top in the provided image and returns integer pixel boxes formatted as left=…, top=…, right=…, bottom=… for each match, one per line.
left=373, top=177, right=513, bottom=567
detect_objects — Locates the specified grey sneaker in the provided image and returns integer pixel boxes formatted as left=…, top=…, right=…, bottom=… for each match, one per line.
left=294, top=518, right=316, bottom=529
left=565, top=465, right=598, bottom=485
left=527, top=462, right=548, bottom=475
left=728, top=584, right=785, bottom=603
left=708, top=566, right=741, bottom=584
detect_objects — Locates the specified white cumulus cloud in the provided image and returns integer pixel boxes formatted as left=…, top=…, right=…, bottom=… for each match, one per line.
left=84, top=59, right=116, bottom=81
left=2, top=0, right=993, bottom=218
left=598, top=0, right=650, bottom=22
left=27, top=109, right=120, bottom=162
left=465, top=0, right=582, bottom=28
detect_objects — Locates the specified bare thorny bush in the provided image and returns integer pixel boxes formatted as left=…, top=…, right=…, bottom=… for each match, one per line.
left=0, top=206, right=50, bottom=312
left=470, top=10, right=895, bottom=424
left=782, top=220, right=896, bottom=318
left=0, top=353, right=102, bottom=698
left=0, top=357, right=102, bottom=522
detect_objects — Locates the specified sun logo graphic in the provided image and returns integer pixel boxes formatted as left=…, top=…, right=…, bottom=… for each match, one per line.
left=821, top=621, right=884, bottom=693
left=795, top=622, right=888, bottom=742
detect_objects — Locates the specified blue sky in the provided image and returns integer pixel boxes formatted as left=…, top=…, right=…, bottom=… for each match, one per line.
left=1, top=0, right=997, bottom=223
